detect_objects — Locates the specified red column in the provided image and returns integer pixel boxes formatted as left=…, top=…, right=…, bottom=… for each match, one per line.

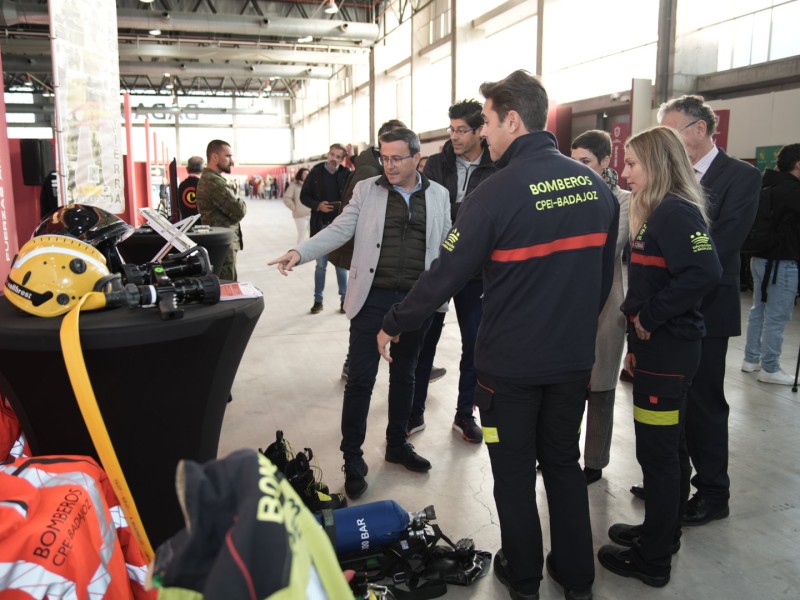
left=0, top=53, right=20, bottom=285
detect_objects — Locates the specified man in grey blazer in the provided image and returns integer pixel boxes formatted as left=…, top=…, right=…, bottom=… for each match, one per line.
left=269, top=128, right=452, bottom=499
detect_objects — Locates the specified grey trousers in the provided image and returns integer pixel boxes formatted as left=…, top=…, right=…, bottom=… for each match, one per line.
left=583, top=388, right=616, bottom=470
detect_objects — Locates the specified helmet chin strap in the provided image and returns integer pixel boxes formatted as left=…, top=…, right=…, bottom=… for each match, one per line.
left=60, top=292, right=154, bottom=562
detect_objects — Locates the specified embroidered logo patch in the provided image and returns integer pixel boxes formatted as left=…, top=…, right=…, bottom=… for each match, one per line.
left=442, top=228, right=460, bottom=252
left=690, top=231, right=713, bottom=252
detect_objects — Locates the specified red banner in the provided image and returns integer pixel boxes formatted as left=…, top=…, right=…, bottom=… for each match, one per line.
left=610, top=122, right=629, bottom=188
left=0, top=52, right=21, bottom=288
left=713, top=109, right=730, bottom=152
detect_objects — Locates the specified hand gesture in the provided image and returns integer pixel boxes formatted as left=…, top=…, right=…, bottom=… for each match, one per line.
left=377, top=329, right=399, bottom=362
left=268, top=250, right=300, bottom=276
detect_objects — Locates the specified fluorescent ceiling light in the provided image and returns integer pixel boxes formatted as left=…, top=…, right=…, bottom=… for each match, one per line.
left=149, top=29, right=162, bottom=36
left=297, top=35, right=313, bottom=43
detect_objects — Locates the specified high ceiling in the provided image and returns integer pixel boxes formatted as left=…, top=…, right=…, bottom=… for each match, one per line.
left=1, top=0, right=399, bottom=98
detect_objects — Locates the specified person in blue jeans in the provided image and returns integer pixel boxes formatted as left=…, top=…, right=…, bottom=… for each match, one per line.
left=743, top=143, right=800, bottom=385
left=300, top=144, right=351, bottom=314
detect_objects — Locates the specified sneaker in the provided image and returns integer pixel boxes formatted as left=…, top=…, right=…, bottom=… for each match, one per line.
left=341, top=358, right=349, bottom=380
left=310, top=301, right=323, bottom=314
left=494, top=549, right=540, bottom=599
left=741, top=360, right=761, bottom=372
left=407, top=413, right=426, bottom=436
left=340, top=299, right=346, bottom=314
left=453, top=413, right=483, bottom=443
left=342, top=458, right=369, bottom=499
left=608, top=523, right=680, bottom=555
left=545, top=552, right=593, bottom=600
left=597, top=545, right=670, bottom=587
left=757, top=368, right=794, bottom=385
left=429, top=366, right=447, bottom=383
left=385, top=443, right=431, bottom=472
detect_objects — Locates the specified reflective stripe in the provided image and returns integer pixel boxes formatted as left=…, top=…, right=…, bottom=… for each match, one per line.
left=483, top=427, right=500, bottom=443
left=10, top=467, right=117, bottom=597
left=491, top=232, right=608, bottom=262
left=0, top=560, right=79, bottom=599
left=634, top=406, right=679, bottom=425
left=630, top=253, right=667, bottom=268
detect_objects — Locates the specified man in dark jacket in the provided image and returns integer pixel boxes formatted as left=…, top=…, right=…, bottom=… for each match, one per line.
left=743, top=143, right=800, bottom=383
left=300, top=143, right=350, bottom=314
left=177, top=156, right=204, bottom=220
left=409, top=99, right=496, bottom=443
left=379, top=70, right=618, bottom=600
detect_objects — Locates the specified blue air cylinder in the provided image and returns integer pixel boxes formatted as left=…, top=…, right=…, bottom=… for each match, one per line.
left=316, top=499, right=411, bottom=554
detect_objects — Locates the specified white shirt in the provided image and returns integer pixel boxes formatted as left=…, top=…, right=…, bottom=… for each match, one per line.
left=693, top=145, right=719, bottom=181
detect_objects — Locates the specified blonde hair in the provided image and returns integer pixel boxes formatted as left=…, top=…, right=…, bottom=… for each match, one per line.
left=626, top=126, right=709, bottom=238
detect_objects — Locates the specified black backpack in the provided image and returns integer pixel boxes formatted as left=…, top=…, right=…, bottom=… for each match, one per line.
left=741, top=186, right=781, bottom=255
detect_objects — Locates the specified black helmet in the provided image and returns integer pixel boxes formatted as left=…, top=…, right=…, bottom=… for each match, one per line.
left=34, top=204, right=134, bottom=247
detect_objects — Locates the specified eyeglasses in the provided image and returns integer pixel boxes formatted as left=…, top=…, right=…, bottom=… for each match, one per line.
left=378, top=154, right=415, bottom=167
left=680, top=119, right=701, bottom=131
left=447, top=126, right=478, bottom=136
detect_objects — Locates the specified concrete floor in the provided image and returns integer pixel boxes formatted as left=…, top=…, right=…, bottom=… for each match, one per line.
left=220, top=197, right=800, bottom=600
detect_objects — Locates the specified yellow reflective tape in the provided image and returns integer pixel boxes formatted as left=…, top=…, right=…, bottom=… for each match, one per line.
left=483, top=426, right=499, bottom=444
left=61, top=292, right=154, bottom=562
left=634, top=406, right=679, bottom=426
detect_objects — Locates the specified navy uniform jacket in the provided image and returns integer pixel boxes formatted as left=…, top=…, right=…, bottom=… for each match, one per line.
left=383, top=131, right=619, bottom=384
left=699, top=150, right=760, bottom=337
left=621, top=195, right=723, bottom=341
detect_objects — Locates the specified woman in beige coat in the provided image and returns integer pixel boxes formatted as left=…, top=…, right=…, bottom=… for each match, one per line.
left=571, top=130, right=631, bottom=484
left=283, top=168, right=311, bottom=243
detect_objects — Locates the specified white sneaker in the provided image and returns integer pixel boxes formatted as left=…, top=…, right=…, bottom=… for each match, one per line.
left=741, top=360, right=761, bottom=372
left=757, top=369, right=794, bottom=385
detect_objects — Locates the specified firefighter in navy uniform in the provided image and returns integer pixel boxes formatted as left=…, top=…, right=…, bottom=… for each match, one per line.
left=597, top=127, right=722, bottom=588
left=379, top=71, right=618, bottom=600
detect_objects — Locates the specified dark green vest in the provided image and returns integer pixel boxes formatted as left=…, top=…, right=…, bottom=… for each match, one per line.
left=372, top=188, right=428, bottom=291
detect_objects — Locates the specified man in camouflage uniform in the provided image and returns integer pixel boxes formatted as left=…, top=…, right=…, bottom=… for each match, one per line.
left=195, top=139, right=247, bottom=281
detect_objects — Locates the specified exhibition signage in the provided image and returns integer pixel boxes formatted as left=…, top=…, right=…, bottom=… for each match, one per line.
left=49, top=0, right=124, bottom=213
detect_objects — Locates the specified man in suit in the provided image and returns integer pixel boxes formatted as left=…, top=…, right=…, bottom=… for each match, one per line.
left=268, top=128, right=451, bottom=500
left=636, top=95, right=760, bottom=526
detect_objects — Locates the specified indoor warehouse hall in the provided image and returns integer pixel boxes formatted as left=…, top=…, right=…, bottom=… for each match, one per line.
left=217, top=196, right=800, bottom=600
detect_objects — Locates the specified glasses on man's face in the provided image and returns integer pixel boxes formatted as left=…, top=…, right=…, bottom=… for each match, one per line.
left=680, top=119, right=701, bottom=132
left=378, top=154, right=415, bottom=167
left=447, top=126, right=478, bottom=136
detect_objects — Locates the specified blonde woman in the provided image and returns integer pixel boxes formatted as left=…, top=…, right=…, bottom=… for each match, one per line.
left=598, top=126, right=722, bottom=587
left=282, top=168, right=310, bottom=243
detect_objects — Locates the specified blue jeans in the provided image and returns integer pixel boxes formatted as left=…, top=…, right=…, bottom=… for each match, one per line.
left=340, top=288, right=432, bottom=461
left=744, top=257, right=798, bottom=373
left=314, top=252, right=347, bottom=304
